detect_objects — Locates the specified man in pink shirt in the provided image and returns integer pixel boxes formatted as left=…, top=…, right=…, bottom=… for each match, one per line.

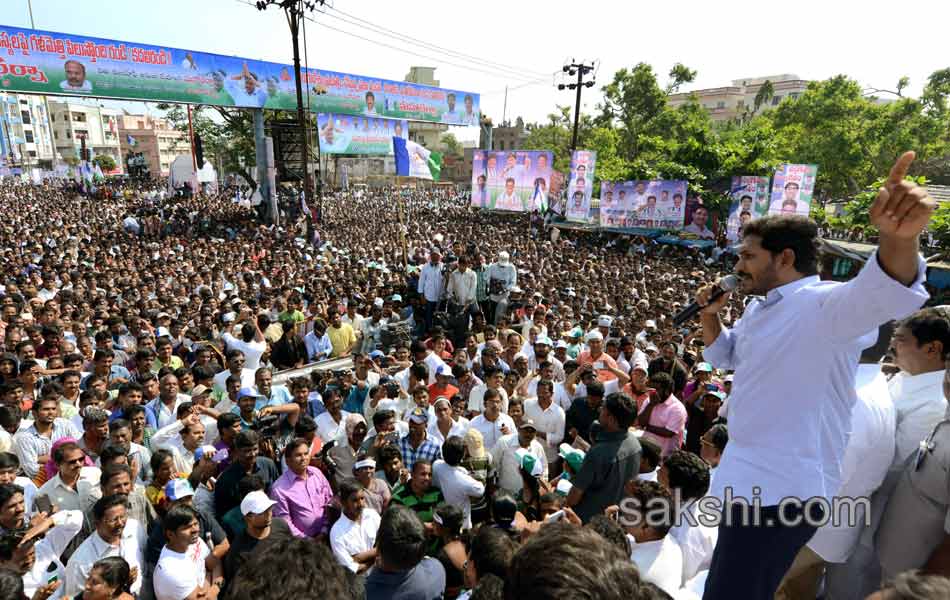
left=270, top=438, right=334, bottom=539
left=577, top=331, right=629, bottom=385
left=635, top=372, right=687, bottom=458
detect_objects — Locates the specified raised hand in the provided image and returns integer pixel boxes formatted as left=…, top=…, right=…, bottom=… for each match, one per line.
left=870, top=151, right=936, bottom=240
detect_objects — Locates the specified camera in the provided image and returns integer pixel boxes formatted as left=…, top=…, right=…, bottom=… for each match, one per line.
left=251, top=413, right=280, bottom=438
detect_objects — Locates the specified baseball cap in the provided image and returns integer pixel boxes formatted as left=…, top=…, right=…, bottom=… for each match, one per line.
left=237, top=388, right=262, bottom=401
left=368, top=350, right=385, bottom=359
left=703, top=390, right=727, bottom=402
left=724, top=374, right=734, bottom=383
left=408, top=407, right=429, bottom=424
left=554, top=340, right=568, bottom=349
left=518, top=418, right=538, bottom=432
left=390, top=294, right=403, bottom=303
left=585, top=330, right=603, bottom=342
left=515, top=448, right=544, bottom=477
left=558, top=443, right=586, bottom=473
left=597, top=315, right=613, bottom=328
left=240, top=490, right=277, bottom=516
left=190, top=385, right=210, bottom=398
left=534, top=335, right=553, bottom=347
left=645, top=319, right=657, bottom=330
left=164, top=478, right=194, bottom=501
left=566, top=327, right=584, bottom=339
left=695, top=362, right=713, bottom=373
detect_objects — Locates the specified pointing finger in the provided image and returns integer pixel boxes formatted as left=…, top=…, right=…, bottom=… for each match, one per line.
left=887, top=151, right=916, bottom=187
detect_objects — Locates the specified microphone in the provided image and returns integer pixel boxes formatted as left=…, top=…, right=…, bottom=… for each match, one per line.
left=673, top=275, right=740, bottom=327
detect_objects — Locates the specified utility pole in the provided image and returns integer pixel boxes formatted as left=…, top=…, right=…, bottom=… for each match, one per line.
left=255, top=0, right=324, bottom=222
left=558, top=61, right=595, bottom=152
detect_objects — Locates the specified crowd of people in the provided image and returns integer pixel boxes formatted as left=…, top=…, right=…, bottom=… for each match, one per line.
left=0, top=169, right=943, bottom=600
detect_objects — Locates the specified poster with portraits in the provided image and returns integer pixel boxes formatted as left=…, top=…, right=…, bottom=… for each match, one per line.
left=316, top=113, right=407, bottom=155
left=471, top=150, right=553, bottom=212
left=726, top=176, right=771, bottom=241
left=566, top=150, right=596, bottom=222
left=599, top=180, right=687, bottom=231
left=769, top=164, right=818, bottom=216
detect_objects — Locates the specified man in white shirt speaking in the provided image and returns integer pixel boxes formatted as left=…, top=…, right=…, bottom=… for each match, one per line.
left=694, top=152, right=933, bottom=599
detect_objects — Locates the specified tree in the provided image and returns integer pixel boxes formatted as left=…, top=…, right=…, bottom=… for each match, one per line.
left=439, top=133, right=463, bottom=157
left=92, top=154, right=116, bottom=173
left=753, top=80, right=775, bottom=113
left=666, top=63, right=697, bottom=95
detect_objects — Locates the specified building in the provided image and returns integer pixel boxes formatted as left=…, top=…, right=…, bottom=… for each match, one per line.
left=48, top=100, right=123, bottom=172
left=668, top=74, right=810, bottom=122
left=117, top=114, right=189, bottom=176
left=486, top=117, right=527, bottom=151
left=0, top=93, right=56, bottom=169
left=404, top=66, right=448, bottom=150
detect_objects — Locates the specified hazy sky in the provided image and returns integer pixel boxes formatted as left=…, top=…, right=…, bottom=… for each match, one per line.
left=10, top=0, right=949, bottom=144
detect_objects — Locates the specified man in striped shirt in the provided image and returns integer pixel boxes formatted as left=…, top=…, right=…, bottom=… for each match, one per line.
left=391, top=459, right=443, bottom=531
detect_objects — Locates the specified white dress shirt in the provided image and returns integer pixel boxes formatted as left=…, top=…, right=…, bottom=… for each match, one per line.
left=449, top=269, right=478, bottom=305
left=64, top=519, right=146, bottom=597
left=418, top=262, right=445, bottom=303
left=330, top=508, right=381, bottom=572
left=703, top=252, right=928, bottom=505
left=220, top=333, right=267, bottom=370
left=526, top=379, right=572, bottom=411
left=432, top=459, right=485, bottom=529
left=808, top=363, right=896, bottom=563
left=150, top=420, right=197, bottom=476
left=427, top=419, right=470, bottom=447
left=628, top=534, right=684, bottom=596
left=523, top=398, right=565, bottom=464
left=887, top=369, right=946, bottom=470
left=315, top=411, right=352, bottom=445
left=668, top=500, right=718, bottom=584
left=21, top=510, right=83, bottom=600
left=490, top=434, right=547, bottom=496
left=467, top=384, right=509, bottom=414
left=469, top=414, right=517, bottom=457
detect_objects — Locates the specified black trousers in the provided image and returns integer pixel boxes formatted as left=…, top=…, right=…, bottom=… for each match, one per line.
left=703, top=503, right=825, bottom=599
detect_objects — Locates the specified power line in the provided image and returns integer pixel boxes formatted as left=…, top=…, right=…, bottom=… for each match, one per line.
left=320, top=5, right=550, bottom=80
left=304, top=15, right=549, bottom=84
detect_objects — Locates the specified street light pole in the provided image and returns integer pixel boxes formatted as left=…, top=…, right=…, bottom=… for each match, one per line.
left=558, top=61, right=596, bottom=152
left=256, top=0, right=325, bottom=223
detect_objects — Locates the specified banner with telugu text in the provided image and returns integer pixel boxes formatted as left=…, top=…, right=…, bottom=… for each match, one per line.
left=599, top=180, right=687, bottom=232
left=0, top=25, right=481, bottom=124
left=769, top=164, right=818, bottom=217
left=316, top=113, right=407, bottom=155
left=470, top=149, right=553, bottom=212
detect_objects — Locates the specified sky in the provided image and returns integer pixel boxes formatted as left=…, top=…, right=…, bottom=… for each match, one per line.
left=9, top=0, right=950, bottom=145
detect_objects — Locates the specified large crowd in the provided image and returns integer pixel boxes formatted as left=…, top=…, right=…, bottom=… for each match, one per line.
left=0, top=175, right=944, bottom=600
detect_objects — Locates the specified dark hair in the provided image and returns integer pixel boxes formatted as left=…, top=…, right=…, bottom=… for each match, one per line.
left=217, top=412, right=241, bottom=431
left=150, top=448, right=174, bottom=473
left=53, top=441, right=82, bottom=464
left=0, top=484, right=23, bottom=509
left=283, top=438, right=310, bottom=459
left=295, top=415, right=317, bottom=435
left=505, top=522, right=640, bottom=599
left=639, top=438, right=662, bottom=470
left=434, top=503, right=464, bottom=536
left=235, top=430, right=261, bottom=449
left=163, top=504, right=198, bottom=535
left=338, top=478, right=362, bottom=501
left=378, top=444, right=402, bottom=466
left=602, top=393, right=637, bottom=429
left=662, top=450, right=710, bottom=502
left=377, top=505, right=426, bottom=570
left=442, top=436, right=465, bottom=466
left=740, top=214, right=819, bottom=275
left=93, top=493, right=129, bottom=523
left=0, top=453, right=18, bottom=471
left=372, top=409, right=395, bottom=429
left=586, top=380, right=605, bottom=398
left=224, top=537, right=353, bottom=600
left=899, top=308, right=950, bottom=360
left=91, top=556, right=133, bottom=596
left=109, top=419, right=131, bottom=434
left=100, top=463, right=132, bottom=488
left=470, top=574, right=505, bottom=600
left=0, top=567, right=24, bottom=599
left=99, top=443, right=129, bottom=466
left=648, top=372, right=673, bottom=398
left=586, top=514, right=632, bottom=556
left=469, top=525, right=516, bottom=581
left=704, top=423, right=729, bottom=453
left=238, top=474, right=265, bottom=498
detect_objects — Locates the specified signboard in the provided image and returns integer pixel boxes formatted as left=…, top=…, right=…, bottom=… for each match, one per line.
left=565, top=150, right=596, bottom=223
left=471, top=150, right=552, bottom=212
left=317, top=113, right=407, bottom=155
left=599, top=180, right=687, bottom=231
left=0, top=25, right=481, bottom=124
left=769, top=164, right=818, bottom=216
left=725, top=176, right=770, bottom=241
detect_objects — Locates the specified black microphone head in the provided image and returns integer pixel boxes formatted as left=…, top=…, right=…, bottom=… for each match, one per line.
left=720, top=275, right=740, bottom=291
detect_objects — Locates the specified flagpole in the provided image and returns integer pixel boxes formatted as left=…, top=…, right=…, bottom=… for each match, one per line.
left=187, top=104, right=197, bottom=175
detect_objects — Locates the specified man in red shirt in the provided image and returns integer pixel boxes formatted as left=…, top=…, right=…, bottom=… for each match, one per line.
left=427, top=365, right=458, bottom=404
left=577, top=331, right=629, bottom=385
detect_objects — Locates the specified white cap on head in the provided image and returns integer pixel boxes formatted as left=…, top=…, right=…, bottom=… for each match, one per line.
left=240, top=490, right=277, bottom=516
left=498, top=251, right=510, bottom=264
left=585, top=330, right=603, bottom=342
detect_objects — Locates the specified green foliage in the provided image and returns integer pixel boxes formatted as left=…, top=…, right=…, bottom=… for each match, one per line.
left=92, top=154, right=116, bottom=172
left=440, top=133, right=463, bottom=157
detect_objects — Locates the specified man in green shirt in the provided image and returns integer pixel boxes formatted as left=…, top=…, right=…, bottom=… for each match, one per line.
left=391, top=459, right=443, bottom=532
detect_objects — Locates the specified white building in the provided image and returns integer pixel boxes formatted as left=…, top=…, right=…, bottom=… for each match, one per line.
left=48, top=100, right=123, bottom=173
left=0, top=93, right=56, bottom=168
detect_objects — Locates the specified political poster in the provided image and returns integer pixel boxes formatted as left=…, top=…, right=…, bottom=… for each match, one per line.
left=0, top=25, right=481, bottom=124
left=566, top=150, right=596, bottom=223
left=472, top=150, right=552, bottom=212
left=725, top=176, right=771, bottom=241
left=769, top=164, right=818, bottom=216
left=548, top=170, right=566, bottom=216
left=316, top=113, right=407, bottom=155
left=599, top=180, right=687, bottom=231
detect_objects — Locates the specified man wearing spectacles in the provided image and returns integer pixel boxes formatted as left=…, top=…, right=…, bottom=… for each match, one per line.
left=34, top=441, right=90, bottom=513
left=65, top=493, right=145, bottom=598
